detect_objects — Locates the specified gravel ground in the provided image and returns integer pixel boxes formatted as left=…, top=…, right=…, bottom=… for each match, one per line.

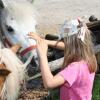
left=19, top=88, right=49, bottom=100
left=32, top=0, right=100, bottom=34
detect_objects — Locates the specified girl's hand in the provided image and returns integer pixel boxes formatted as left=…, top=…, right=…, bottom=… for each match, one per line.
left=28, top=32, right=48, bottom=57
left=36, top=38, right=48, bottom=57
left=28, top=32, right=41, bottom=41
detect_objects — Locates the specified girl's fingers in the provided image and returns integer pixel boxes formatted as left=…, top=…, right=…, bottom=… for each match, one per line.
left=27, top=36, right=36, bottom=40
left=28, top=32, right=36, bottom=35
left=36, top=39, right=48, bottom=53
left=28, top=32, right=37, bottom=37
left=28, top=32, right=40, bottom=40
left=28, top=33, right=37, bottom=37
left=28, top=33, right=48, bottom=54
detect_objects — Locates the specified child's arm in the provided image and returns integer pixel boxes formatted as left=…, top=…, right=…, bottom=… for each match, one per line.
left=28, top=32, right=65, bottom=50
left=36, top=38, right=65, bottom=89
left=46, top=40, right=65, bottom=50
left=40, top=53, right=65, bottom=88
left=28, top=32, right=66, bottom=88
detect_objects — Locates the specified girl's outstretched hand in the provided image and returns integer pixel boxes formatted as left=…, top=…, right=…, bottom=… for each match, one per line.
left=28, top=32, right=48, bottom=57
left=37, top=38, right=48, bottom=57
left=28, top=32, right=41, bottom=41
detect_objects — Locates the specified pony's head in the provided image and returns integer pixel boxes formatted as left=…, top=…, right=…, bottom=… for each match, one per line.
left=0, top=0, right=38, bottom=61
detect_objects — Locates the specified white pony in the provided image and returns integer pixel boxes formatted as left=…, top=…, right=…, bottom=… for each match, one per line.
left=0, top=0, right=38, bottom=64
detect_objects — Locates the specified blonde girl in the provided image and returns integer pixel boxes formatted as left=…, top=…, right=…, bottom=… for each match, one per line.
left=28, top=18, right=97, bottom=100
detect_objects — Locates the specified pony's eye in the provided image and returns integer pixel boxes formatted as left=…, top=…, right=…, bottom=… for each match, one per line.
left=6, top=25, right=14, bottom=33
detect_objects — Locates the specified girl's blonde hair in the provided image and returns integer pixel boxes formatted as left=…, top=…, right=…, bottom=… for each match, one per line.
left=63, top=21, right=97, bottom=73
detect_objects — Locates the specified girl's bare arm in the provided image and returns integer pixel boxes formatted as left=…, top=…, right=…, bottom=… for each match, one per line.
left=36, top=39, right=65, bottom=89
left=28, top=32, right=66, bottom=89
left=28, top=32, right=65, bottom=50
left=46, top=40, right=65, bottom=50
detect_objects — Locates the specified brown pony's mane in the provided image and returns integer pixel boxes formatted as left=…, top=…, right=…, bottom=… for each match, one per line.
left=0, top=47, right=27, bottom=100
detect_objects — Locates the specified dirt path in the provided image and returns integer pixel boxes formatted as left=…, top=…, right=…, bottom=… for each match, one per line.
left=33, top=0, right=100, bottom=34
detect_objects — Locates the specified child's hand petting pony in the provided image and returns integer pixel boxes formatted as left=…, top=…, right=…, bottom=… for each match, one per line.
left=28, top=32, right=48, bottom=58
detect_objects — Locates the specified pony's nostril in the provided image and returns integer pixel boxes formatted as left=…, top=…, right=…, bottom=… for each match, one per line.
left=6, top=25, right=14, bottom=33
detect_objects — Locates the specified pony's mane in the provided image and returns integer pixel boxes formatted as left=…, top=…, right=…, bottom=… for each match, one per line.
left=0, top=48, right=27, bottom=100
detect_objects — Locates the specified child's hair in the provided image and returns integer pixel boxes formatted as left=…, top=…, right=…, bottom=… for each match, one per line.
left=62, top=19, right=97, bottom=73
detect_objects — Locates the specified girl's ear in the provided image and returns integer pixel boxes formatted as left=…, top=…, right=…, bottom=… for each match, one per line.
left=0, top=63, right=11, bottom=77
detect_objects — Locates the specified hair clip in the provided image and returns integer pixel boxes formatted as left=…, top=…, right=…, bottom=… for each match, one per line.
left=77, top=27, right=86, bottom=43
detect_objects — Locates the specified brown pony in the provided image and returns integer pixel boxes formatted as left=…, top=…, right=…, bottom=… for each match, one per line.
left=0, top=44, right=28, bottom=100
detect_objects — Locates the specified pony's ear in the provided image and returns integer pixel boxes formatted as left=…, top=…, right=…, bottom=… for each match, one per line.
left=0, top=64, right=11, bottom=77
left=0, top=0, right=12, bottom=9
left=27, top=0, right=34, bottom=3
left=0, top=0, right=4, bottom=9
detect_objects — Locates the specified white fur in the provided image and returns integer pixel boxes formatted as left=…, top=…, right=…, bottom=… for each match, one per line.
left=0, top=48, right=27, bottom=100
left=0, top=1, right=38, bottom=99
left=1, top=0, right=38, bottom=55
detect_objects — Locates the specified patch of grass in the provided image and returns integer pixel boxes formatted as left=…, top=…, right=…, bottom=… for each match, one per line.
left=92, top=74, right=100, bottom=100
left=46, top=89, right=60, bottom=100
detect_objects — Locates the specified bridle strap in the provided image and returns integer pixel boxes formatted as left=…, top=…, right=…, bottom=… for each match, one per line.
left=3, top=37, right=12, bottom=47
left=0, top=31, right=36, bottom=57
left=20, top=45, right=37, bottom=56
left=2, top=36, right=36, bottom=57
